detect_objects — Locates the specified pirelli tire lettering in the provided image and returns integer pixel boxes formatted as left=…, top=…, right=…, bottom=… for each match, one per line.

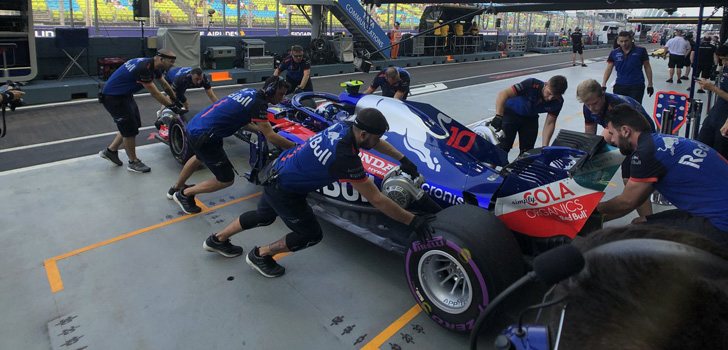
left=404, top=205, right=524, bottom=333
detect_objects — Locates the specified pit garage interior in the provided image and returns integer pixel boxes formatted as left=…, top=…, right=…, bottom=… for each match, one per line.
left=1, top=0, right=728, bottom=349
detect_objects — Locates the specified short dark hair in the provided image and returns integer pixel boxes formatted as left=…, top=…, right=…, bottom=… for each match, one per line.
left=604, top=104, right=651, bottom=132
left=291, top=45, right=304, bottom=52
left=546, top=226, right=728, bottom=350
left=190, top=67, right=203, bottom=76
left=618, top=31, right=632, bottom=38
left=353, top=108, right=389, bottom=135
left=716, top=44, right=728, bottom=57
left=548, top=75, right=568, bottom=95
left=261, top=75, right=290, bottom=95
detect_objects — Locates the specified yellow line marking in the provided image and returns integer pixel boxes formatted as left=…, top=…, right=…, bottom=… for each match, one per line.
left=44, top=259, right=64, bottom=293
left=45, top=191, right=262, bottom=293
left=196, top=198, right=210, bottom=211
left=360, top=304, right=422, bottom=350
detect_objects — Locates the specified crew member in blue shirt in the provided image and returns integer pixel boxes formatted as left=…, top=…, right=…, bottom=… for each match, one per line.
left=602, top=31, right=654, bottom=104
left=165, top=66, right=218, bottom=110
left=364, top=66, right=411, bottom=100
left=202, top=108, right=432, bottom=277
left=169, top=76, right=296, bottom=215
left=697, top=44, right=728, bottom=160
left=597, top=104, right=728, bottom=246
left=578, top=79, right=656, bottom=219
left=99, top=49, right=179, bottom=173
left=491, top=75, right=568, bottom=156
left=273, top=45, right=312, bottom=94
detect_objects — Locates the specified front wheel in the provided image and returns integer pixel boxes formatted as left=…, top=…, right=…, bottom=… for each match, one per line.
left=168, top=117, right=193, bottom=165
left=405, top=204, right=524, bottom=333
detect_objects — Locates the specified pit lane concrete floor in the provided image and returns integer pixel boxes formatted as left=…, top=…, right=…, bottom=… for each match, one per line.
left=1, top=48, right=693, bottom=350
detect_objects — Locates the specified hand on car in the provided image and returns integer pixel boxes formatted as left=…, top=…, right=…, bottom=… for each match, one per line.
left=294, top=87, right=304, bottom=94
left=408, top=213, right=436, bottom=241
left=490, top=114, right=503, bottom=131
left=646, top=86, right=654, bottom=97
left=399, top=156, right=420, bottom=179
left=167, top=103, right=185, bottom=115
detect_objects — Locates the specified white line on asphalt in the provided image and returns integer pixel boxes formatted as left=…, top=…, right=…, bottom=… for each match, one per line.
left=0, top=126, right=156, bottom=154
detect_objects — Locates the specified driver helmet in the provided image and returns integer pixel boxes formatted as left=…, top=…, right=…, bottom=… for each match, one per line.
left=315, top=102, right=349, bottom=121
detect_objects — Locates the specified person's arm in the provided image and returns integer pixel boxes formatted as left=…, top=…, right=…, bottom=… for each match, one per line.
left=585, top=122, right=597, bottom=135
left=393, top=90, right=406, bottom=100
left=363, top=86, right=376, bottom=95
left=272, top=67, right=281, bottom=77
left=255, top=120, right=297, bottom=150
left=495, top=86, right=518, bottom=116
left=698, top=79, right=728, bottom=102
left=643, top=60, right=654, bottom=89
left=158, top=76, right=176, bottom=102
left=373, top=139, right=404, bottom=160
left=299, top=68, right=311, bottom=90
left=602, top=61, right=615, bottom=87
left=205, top=87, right=219, bottom=103
left=542, top=114, right=557, bottom=147
left=351, top=179, right=415, bottom=225
left=596, top=180, right=654, bottom=221
left=142, top=81, right=174, bottom=106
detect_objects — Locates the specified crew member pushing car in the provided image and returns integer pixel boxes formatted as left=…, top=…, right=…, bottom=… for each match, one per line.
left=273, top=45, right=312, bottom=95
left=202, top=108, right=434, bottom=278
left=98, top=49, right=179, bottom=173
left=577, top=79, right=656, bottom=219
left=165, top=66, right=218, bottom=110
left=491, top=75, right=568, bottom=157
left=169, top=76, right=296, bottom=214
left=597, top=104, right=728, bottom=246
left=363, top=66, right=411, bottom=100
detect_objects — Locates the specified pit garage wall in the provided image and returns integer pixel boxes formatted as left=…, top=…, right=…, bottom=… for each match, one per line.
left=33, top=36, right=311, bottom=80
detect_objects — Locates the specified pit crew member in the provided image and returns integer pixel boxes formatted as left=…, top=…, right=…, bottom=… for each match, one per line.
left=273, top=45, right=312, bottom=94
left=363, top=66, right=411, bottom=101
left=602, top=31, right=654, bottom=103
left=165, top=66, right=218, bottom=110
left=697, top=44, right=728, bottom=160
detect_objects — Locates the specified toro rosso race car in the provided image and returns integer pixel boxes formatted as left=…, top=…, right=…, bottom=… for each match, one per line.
left=158, top=83, right=624, bottom=333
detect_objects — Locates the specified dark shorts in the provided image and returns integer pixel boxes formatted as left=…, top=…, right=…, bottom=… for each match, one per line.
left=696, top=65, right=713, bottom=79
left=645, top=209, right=728, bottom=247
left=572, top=45, right=583, bottom=54
left=668, top=54, right=686, bottom=68
left=613, top=83, right=646, bottom=104
left=257, top=184, right=322, bottom=243
left=498, top=111, right=539, bottom=154
left=102, top=94, right=141, bottom=137
left=189, top=135, right=235, bottom=183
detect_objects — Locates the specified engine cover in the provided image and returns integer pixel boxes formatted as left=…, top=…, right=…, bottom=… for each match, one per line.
left=381, top=166, right=425, bottom=209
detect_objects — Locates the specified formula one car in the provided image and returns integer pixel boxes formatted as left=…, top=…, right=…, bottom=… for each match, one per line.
left=240, top=82, right=624, bottom=333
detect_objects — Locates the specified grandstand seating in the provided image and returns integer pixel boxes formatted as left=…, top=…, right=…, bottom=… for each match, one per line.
left=31, top=0, right=426, bottom=28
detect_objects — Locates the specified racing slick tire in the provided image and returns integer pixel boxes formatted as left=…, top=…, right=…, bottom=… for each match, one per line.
left=404, top=204, right=524, bottom=333
left=168, top=117, right=193, bottom=165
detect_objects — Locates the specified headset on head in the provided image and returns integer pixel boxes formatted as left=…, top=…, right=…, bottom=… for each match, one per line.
left=495, top=239, right=728, bottom=350
left=263, top=76, right=287, bottom=98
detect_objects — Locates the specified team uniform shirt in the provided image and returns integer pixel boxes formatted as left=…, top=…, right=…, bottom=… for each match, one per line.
left=185, top=88, right=267, bottom=140
left=607, top=46, right=650, bottom=85
left=278, top=56, right=311, bottom=85
left=708, top=66, right=728, bottom=117
left=570, top=31, right=583, bottom=47
left=583, top=93, right=656, bottom=131
left=504, top=78, right=563, bottom=118
left=697, top=42, right=717, bottom=67
left=629, top=133, right=728, bottom=231
left=165, top=67, right=212, bottom=103
left=273, top=122, right=367, bottom=193
left=370, top=67, right=411, bottom=98
left=102, top=58, right=163, bottom=96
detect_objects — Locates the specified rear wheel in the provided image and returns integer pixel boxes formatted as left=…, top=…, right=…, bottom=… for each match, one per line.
left=405, top=204, right=524, bottom=333
left=168, top=118, right=193, bottom=165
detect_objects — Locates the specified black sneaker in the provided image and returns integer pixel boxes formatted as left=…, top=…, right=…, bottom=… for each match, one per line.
left=572, top=63, right=576, bottom=66
left=246, top=247, right=285, bottom=278
left=99, top=148, right=122, bottom=166
left=676, top=79, right=682, bottom=84
left=173, top=190, right=201, bottom=214
left=666, top=79, right=674, bottom=83
left=581, top=63, right=587, bottom=67
left=127, top=159, right=151, bottom=173
left=166, top=183, right=194, bottom=200
left=680, top=76, right=689, bottom=80
left=203, top=234, right=243, bottom=258
left=697, top=89, right=706, bottom=93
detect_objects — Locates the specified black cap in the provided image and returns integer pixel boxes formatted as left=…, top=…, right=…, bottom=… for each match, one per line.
left=354, top=108, right=389, bottom=135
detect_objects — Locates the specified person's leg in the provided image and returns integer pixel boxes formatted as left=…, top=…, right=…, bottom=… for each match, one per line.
left=498, top=113, right=519, bottom=154
left=108, top=133, right=123, bottom=152
left=173, top=155, right=201, bottom=189
left=173, top=140, right=234, bottom=214
left=518, top=117, right=539, bottom=154
left=697, top=114, right=718, bottom=148
left=123, top=136, right=138, bottom=161
left=667, top=56, right=676, bottom=81
left=572, top=51, right=576, bottom=65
